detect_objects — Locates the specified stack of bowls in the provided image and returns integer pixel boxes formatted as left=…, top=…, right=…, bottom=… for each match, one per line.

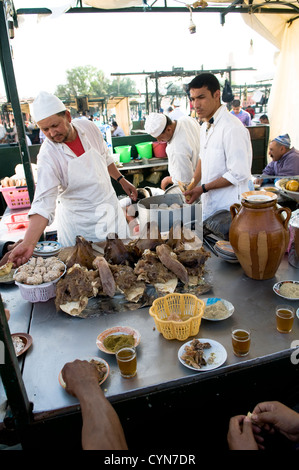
left=33, top=241, right=61, bottom=258
left=214, top=241, right=239, bottom=263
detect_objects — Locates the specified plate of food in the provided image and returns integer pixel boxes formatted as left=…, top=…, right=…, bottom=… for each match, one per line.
left=58, top=357, right=109, bottom=389
left=178, top=338, right=227, bottom=372
left=11, top=333, right=33, bottom=357
left=202, top=298, right=234, bottom=321
left=273, top=280, right=299, bottom=300
left=96, top=326, right=141, bottom=354
left=0, top=262, right=15, bottom=284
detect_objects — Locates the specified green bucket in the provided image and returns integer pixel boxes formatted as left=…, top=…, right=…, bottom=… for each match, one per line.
left=114, top=145, right=131, bottom=163
left=136, top=141, right=153, bottom=159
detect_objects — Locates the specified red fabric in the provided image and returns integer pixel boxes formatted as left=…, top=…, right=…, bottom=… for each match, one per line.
left=65, top=134, right=85, bottom=156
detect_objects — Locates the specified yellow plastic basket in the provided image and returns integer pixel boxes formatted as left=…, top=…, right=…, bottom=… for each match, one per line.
left=149, top=293, right=205, bottom=341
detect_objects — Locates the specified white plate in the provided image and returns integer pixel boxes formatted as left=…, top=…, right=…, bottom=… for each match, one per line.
left=202, top=298, right=234, bottom=321
left=273, top=280, right=299, bottom=300
left=178, top=338, right=227, bottom=372
left=296, top=308, right=299, bottom=320
left=241, top=190, right=277, bottom=203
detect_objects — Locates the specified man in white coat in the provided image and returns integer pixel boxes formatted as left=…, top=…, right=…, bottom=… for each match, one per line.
left=145, top=112, right=200, bottom=191
left=9, top=92, right=137, bottom=267
left=185, top=73, right=252, bottom=221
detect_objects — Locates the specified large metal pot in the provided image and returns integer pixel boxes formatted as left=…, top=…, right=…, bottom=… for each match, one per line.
left=137, top=193, right=197, bottom=233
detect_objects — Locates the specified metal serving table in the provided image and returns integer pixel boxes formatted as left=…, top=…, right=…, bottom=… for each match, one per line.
left=8, top=253, right=298, bottom=416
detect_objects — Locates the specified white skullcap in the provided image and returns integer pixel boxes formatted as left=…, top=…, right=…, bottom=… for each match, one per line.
left=145, top=113, right=167, bottom=138
left=31, top=91, right=66, bottom=122
left=173, top=99, right=180, bottom=106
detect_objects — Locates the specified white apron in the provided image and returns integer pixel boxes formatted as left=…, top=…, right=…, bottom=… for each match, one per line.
left=56, top=147, right=129, bottom=247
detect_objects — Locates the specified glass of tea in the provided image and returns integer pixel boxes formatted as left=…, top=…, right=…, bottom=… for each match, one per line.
left=116, top=346, right=137, bottom=378
left=275, top=305, right=295, bottom=333
left=231, top=328, right=251, bottom=357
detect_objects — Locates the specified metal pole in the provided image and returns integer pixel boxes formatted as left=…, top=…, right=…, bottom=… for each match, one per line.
left=0, top=295, right=33, bottom=430
left=0, top=1, right=35, bottom=204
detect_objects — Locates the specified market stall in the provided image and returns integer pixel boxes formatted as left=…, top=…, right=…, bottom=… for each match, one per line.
left=0, top=248, right=299, bottom=449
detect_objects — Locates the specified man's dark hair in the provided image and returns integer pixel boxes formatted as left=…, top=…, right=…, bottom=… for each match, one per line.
left=232, top=99, right=241, bottom=107
left=188, top=73, right=220, bottom=95
left=112, top=121, right=118, bottom=127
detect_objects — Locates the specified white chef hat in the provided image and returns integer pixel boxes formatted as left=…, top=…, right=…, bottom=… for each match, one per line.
left=145, top=113, right=167, bottom=138
left=31, top=91, right=66, bottom=122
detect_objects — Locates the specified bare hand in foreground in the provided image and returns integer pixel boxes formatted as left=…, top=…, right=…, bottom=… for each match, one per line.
left=61, top=360, right=128, bottom=450
left=227, top=415, right=259, bottom=450
left=251, top=401, right=299, bottom=443
left=62, top=359, right=101, bottom=398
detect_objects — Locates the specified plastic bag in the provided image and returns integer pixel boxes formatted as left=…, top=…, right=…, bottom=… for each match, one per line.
left=222, top=80, right=234, bottom=103
left=203, top=210, right=232, bottom=241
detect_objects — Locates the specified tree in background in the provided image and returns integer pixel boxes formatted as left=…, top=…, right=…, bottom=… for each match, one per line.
left=55, top=66, right=136, bottom=98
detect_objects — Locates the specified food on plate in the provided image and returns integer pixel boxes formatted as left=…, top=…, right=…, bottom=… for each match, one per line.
left=0, top=262, right=13, bottom=277
left=14, top=257, right=64, bottom=285
left=156, top=244, right=189, bottom=284
left=181, top=338, right=212, bottom=369
left=103, top=333, right=135, bottom=353
left=89, top=359, right=108, bottom=383
left=204, top=300, right=229, bottom=319
left=93, top=256, right=116, bottom=298
left=279, top=282, right=299, bottom=298
left=55, top=264, right=101, bottom=315
left=12, top=335, right=25, bottom=355
left=286, top=180, right=299, bottom=192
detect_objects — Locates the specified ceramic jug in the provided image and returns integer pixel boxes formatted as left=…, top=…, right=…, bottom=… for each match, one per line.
left=229, top=199, right=291, bottom=280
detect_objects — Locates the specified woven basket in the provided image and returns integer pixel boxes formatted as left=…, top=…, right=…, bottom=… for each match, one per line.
left=149, top=293, right=205, bottom=341
left=14, top=260, right=66, bottom=303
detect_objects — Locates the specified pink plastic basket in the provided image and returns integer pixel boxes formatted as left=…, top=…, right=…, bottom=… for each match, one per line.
left=0, top=186, right=31, bottom=209
left=4, top=213, right=29, bottom=232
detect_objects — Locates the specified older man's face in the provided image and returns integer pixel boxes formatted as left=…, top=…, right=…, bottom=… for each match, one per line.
left=38, top=111, right=73, bottom=143
left=268, top=141, right=287, bottom=161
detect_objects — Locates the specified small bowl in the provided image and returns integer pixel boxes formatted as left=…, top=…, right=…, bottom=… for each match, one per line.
left=149, top=293, right=205, bottom=341
left=11, top=333, right=32, bottom=357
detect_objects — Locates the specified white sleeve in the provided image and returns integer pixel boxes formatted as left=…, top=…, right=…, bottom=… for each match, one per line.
left=28, top=157, right=60, bottom=226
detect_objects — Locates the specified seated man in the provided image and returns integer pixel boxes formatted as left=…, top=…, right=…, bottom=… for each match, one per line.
left=254, top=134, right=299, bottom=185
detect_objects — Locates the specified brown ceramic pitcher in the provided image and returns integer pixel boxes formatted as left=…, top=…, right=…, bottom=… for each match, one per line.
left=229, top=199, right=291, bottom=280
